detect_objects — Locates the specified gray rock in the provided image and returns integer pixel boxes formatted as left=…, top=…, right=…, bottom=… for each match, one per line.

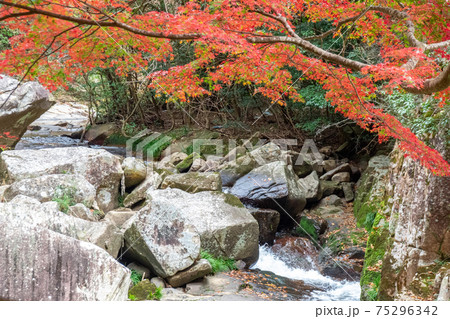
left=128, top=262, right=151, bottom=279
left=0, top=214, right=130, bottom=301
left=144, top=189, right=259, bottom=266
left=0, top=75, right=55, bottom=149
left=320, top=163, right=351, bottom=180
left=297, top=171, right=323, bottom=203
left=222, top=146, right=247, bottom=163
left=123, top=170, right=162, bottom=208
left=189, top=158, right=207, bottom=172
left=124, top=199, right=201, bottom=278
left=122, top=157, right=147, bottom=188
left=230, top=161, right=306, bottom=224
left=219, top=154, right=257, bottom=186
left=151, top=277, right=166, bottom=289
left=331, top=172, right=351, bottom=183
left=67, top=203, right=98, bottom=222
left=249, top=142, right=283, bottom=165
left=319, top=195, right=343, bottom=207
left=320, top=180, right=342, bottom=197
left=84, top=123, right=116, bottom=145
left=0, top=195, right=123, bottom=257
left=323, top=159, right=337, bottom=172
left=248, top=208, right=280, bottom=245
left=3, top=174, right=96, bottom=207
left=342, top=182, right=354, bottom=202
left=161, top=172, right=222, bottom=193
left=104, top=208, right=136, bottom=228
left=0, top=147, right=123, bottom=212
left=167, top=259, right=213, bottom=287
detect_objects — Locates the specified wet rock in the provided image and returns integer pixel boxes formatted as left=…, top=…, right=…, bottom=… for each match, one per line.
left=230, top=161, right=306, bottom=225
left=331, top=172, right=351, bottom=183
left=0, top=147, right=123, bottom=212
left=167, top=259, right=213, bottom=287
left=3, top=174, right=96, bottom=207
left=0, top=195, right=123, bottom=257
left=298, top=213, right=328, bottom=236
left=248, top=208, right=280, bottom=245
left=123, top=170, right=162, bottom=208
left=128, top=280, right=159, bottom=300
left=320, top=257, right=361, bottom=281
left=140, top=189, right=259, bottom=266
left=123, top=199, right=201, bottom=278
left=272, top=237, right=319, bottom=271
left=0, top=214, right=130, bottom=301
left=0, top=75, right=55, bottom=149
left=84, top=123, right=116, bottom=145
left=127, top=262, right=151, bottom=279
left=298, top=171, right=323, bottom=203
left=67, top=203, right=98, bottom=222
left=122, top=157, right=147, bottom=188
left=320, top=163, right=351, bottom=180
left=161, top=172, right=221, bottom=193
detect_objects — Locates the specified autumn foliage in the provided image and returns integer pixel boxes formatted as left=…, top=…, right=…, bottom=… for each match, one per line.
left=0, top=0, right=449, bottom=174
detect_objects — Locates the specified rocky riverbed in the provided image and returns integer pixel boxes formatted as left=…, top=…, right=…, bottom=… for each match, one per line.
left=1, top=76, right=448, bottom=301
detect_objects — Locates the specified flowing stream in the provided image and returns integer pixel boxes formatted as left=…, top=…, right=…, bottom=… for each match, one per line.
left=251, top=245, right=361, bottom=301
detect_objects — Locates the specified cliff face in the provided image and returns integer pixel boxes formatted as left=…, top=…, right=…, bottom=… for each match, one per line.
left=378, top=134, right=450, bottom=301
left=356, top=132, right=450, bottom=301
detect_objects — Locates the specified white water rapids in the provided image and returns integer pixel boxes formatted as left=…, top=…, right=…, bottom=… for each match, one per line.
left=251, top=245, right=361, bottom=301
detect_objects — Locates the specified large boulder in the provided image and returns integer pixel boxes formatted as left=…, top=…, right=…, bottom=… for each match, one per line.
left=124, top=200, right=201, bottom=278
left=0, top=75, right=55, bottom=149
left=230, top=161, right=306, bottom=225
left=219, top=153, right=257, bottom=187
left=0, top=214, right=130, bottom=301
left=0, top=195, right=123, bottom=257
left=3, top=174, right=96, bottom=207
left=126, top=189, right=259, bottom=270
left=161, top=172, right=222, bottom=193
left=297, top=171, right=322, bottom=203
left=0, top=147, right=123, bottom=212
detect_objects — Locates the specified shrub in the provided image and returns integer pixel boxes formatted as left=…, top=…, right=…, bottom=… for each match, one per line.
left=130, top=270, right=142, bottom=286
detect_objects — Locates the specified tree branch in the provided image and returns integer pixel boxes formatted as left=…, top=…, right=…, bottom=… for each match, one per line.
left=0, top=0, right=201, bottom=40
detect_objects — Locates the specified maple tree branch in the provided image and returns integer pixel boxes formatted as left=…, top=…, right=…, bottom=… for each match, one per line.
left=0, top=0, right=201, bottom=40
left=401, top=64, right=450, bottom=95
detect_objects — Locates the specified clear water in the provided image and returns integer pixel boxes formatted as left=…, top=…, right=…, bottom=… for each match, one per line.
left=252, top=245, right=361, bottom=301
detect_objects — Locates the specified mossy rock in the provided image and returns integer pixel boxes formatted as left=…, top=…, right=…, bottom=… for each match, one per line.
left=360, top=213, right=391, bottom=301
left=128, top=279, right=158, bottom=301
left=176, top=152, right=201, bottom=173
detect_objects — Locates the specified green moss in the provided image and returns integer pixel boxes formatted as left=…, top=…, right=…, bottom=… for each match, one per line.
left=222, top=193, right=245, bottom=208
left=104, top=133, right=128, bottom=146
left=295, top=217, right=318, bottom=241
left=128, top=279, right=161, bottom=301
left=176, top=152, right=200, bottom=173
left=360, top=213, right=391, bottom=301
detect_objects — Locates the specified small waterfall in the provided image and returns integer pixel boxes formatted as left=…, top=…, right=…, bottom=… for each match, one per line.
left=251, top=245, right=361, bottom=301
